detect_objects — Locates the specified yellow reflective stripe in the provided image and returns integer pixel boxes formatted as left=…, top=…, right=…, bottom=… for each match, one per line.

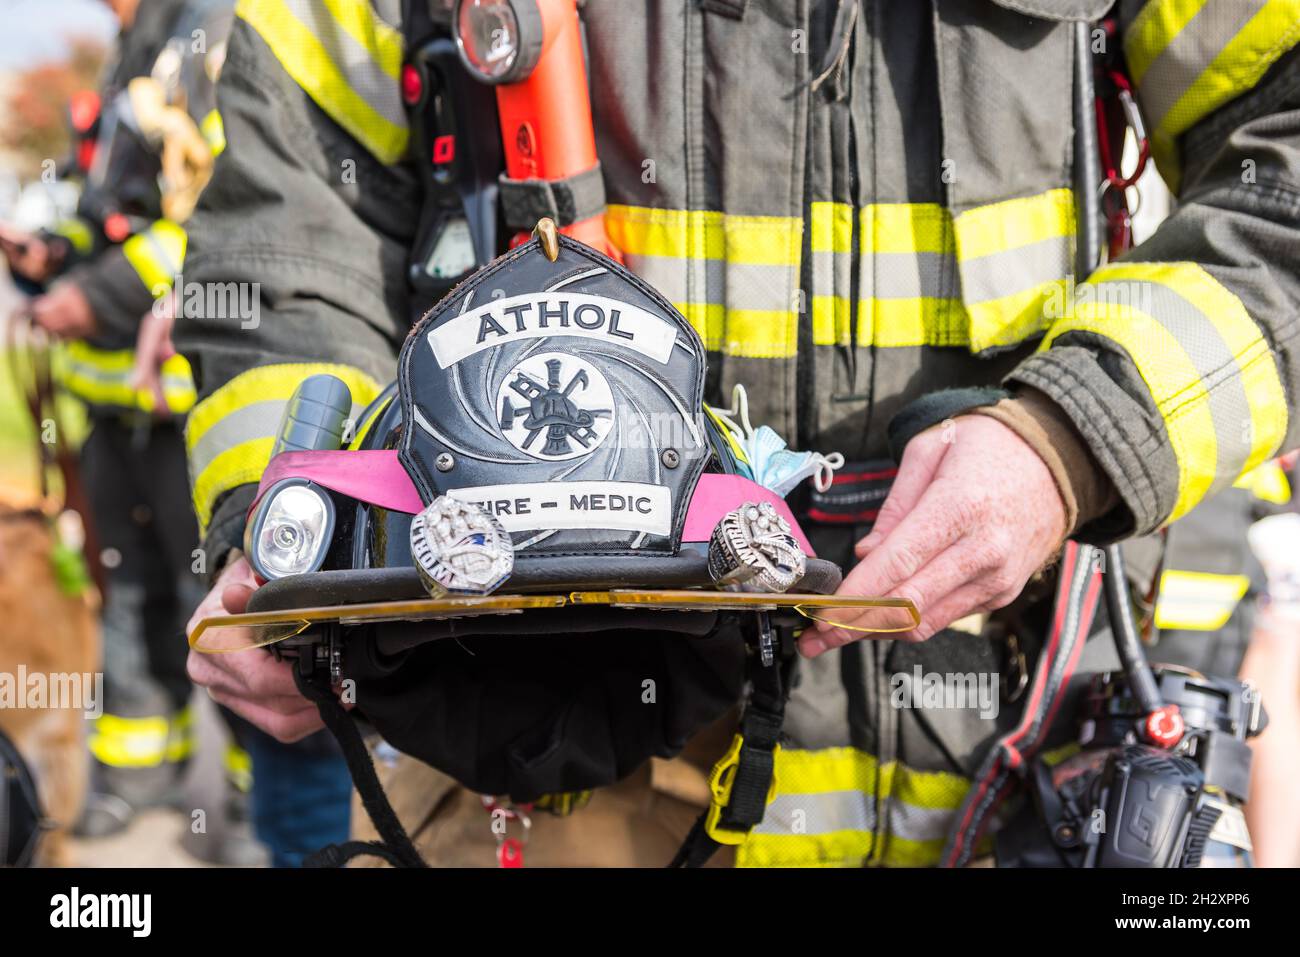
left=952, top=188, right=1075, bottom=260
left=224, top=743, right=254, bottom=793
left=165, top=705, right=196, bottom=762
left=810, top=202, right=853, bottom=347
left=89, top=714, right=170, bottom=768
left=736, top=747, right=972, bottom=868
left=1090, top=261, right=1286, bottom=495
left=201, top=108, right=226, bottom=156
left=1134, top=1, right=1300, bottom=187
left=955, top=189, right=1075, bottom=352
left=122, top=219, right=187, bottom=297
left=319, top=0, right=403, bottom=78
left=186, top=362, right=382, bottom=532
left=1155, top=569, right=1250, bottom=630
left=236, top=0, right=409, bottom=164
left=1123, top=0, right=1211, bottom=86
left=610, top=190, right=1075, bottom=357
left=1046, top=299, right=1217, bottom=521
left=1043, top=261, right=1287, bottom=521
left=604, top=205, right=725, bottom=259
left=861, top=202, right=952, bottom=255
left=57, top=342, right=196, bottom=413
left=1234, top=458, right=1292, bottom=504
left=52, top=217, right=94, bottom=254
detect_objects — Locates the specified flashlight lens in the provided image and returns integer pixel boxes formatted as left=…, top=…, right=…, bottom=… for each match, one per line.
left=253, top=484, right=333, bottom=579
left=456, top=0, right=521, bottom=80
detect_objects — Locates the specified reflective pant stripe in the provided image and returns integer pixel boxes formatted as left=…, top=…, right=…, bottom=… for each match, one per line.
left=735, top=746, right=972, bottom=868
left=1042, top=260, right=1286, bottom=521
left=1155, top=569, right=1251, bottom=630
left=237, top=0, right=408, bottom=164
left=608, top=188, right=1075, bottom=356
left=1124, top=0, right=1300, bottom=187
left=186, top=362, right=382, bottom=533
left=224, top=742, right=254, bottom=792
left=57, top=342, right=196, bottom=414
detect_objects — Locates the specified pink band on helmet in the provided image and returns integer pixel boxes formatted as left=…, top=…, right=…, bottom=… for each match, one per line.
left=253, top=452, right=814, bottom=557
left=681, top=473, right=815, bottom=556
left=254, top=450, right=425, bottom=515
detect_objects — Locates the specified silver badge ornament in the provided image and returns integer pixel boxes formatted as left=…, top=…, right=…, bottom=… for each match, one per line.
left=410, top=496, right=514, bottom=597
left=708, top=501, right=806, bottom=593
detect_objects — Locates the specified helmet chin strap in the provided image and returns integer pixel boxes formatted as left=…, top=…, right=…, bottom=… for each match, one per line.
left=294, top=667, right=428, bottom=869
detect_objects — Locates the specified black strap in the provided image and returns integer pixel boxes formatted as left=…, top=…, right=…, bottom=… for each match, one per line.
left=498, top=163, right=606, bottom=231
left=295, top=670, right=427, bottom=869
left=670, top=617, right=791, bottom=868
left=303, top=839, right=408, bottom=869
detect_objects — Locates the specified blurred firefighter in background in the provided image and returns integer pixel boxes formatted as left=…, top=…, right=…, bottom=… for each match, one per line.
left=0, top=0, right=346, bottom=865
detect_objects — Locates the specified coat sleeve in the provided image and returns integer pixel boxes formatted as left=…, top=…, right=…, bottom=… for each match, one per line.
left=174, top=3, right=421, bottom=561
left=1008, top=2, right=1300, bottom=539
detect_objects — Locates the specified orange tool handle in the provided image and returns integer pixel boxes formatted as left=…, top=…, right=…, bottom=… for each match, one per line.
left=497, top=0, right=616, bottom=257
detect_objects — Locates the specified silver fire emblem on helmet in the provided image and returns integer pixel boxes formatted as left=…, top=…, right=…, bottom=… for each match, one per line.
left=496, top=352, right=615, bottom=461
left=410, top=496, right=515, bottom=597
left=708, top=501, right=806, bottom=594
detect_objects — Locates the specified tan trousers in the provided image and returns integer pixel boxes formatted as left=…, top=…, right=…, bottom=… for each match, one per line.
left=352, top=718, right=738, bottom=868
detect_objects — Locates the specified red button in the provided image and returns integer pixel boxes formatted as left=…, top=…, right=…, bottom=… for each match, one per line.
left=1144, top=704, right=1185, bottom=749
left=400, top=64, right=422, bottom=105
left=432, top=134, right=455, bottom=165
left=104, top=213, right=130, bottom=243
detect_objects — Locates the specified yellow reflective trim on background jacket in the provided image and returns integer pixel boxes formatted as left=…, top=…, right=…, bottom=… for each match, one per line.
left=1041, top=260, right=1287, bottom=522
left=606, top=188, right=1075, bottom=358
left=1124, top=0, right=1300, bottom=190
left=56, top=342, right=197, bottom=415
left=735, top=747, right=974, bottom=868
left=202, top=108, right=227, bottom=156
left=1154, top=569, right=1251, bottom=631
left=186, top=362, right=382, bottom=533
left=235, top=0, right=409, bottom=164
left=122, top=219, right=188, bottom=297
left=52, top=218, right=94, bottom=255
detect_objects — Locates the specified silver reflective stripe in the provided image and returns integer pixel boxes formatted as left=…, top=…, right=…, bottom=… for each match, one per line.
left=754, top=790, right=955, bottom=844
left=142, top=228, right=181, bottom=277
left=861, top=250, right=960, bottom=301
left=1087, top=277, right=1254, bottom=490
left=280, top=0, right=407, bottom=130
left=189, top=399, right=287, bottom=478
left=1136, top=0, right=1267, bottom=127
left=622, top=255, right=796, bottom=313
left=959, top=234, right=1072, bottom=304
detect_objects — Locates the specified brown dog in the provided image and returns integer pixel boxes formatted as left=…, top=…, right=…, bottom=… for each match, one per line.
left=0, top=504, right=98, bottom=866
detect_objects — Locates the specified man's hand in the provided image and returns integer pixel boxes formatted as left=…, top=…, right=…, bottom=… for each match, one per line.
left=0, top=222, right=56, bottom=283
left=185, top=556, right=325, bottom=743
left=802, top=415, right=1068, bottom=657
left=131, top=294, right=177, bottom=414
left=30, top=282, right=97, bottom=339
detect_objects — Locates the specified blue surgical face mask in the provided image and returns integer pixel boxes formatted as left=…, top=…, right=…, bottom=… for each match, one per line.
left=709, top=385, right=843, bottom=498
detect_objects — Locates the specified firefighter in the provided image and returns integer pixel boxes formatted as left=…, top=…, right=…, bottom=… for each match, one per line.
left=178, top=0, right=1299, bottom=866
left=3, top=0, right=351, bottom=867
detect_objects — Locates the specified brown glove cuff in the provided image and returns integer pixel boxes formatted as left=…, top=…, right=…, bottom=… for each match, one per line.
left=969, top=387, right=1119, bottom=535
